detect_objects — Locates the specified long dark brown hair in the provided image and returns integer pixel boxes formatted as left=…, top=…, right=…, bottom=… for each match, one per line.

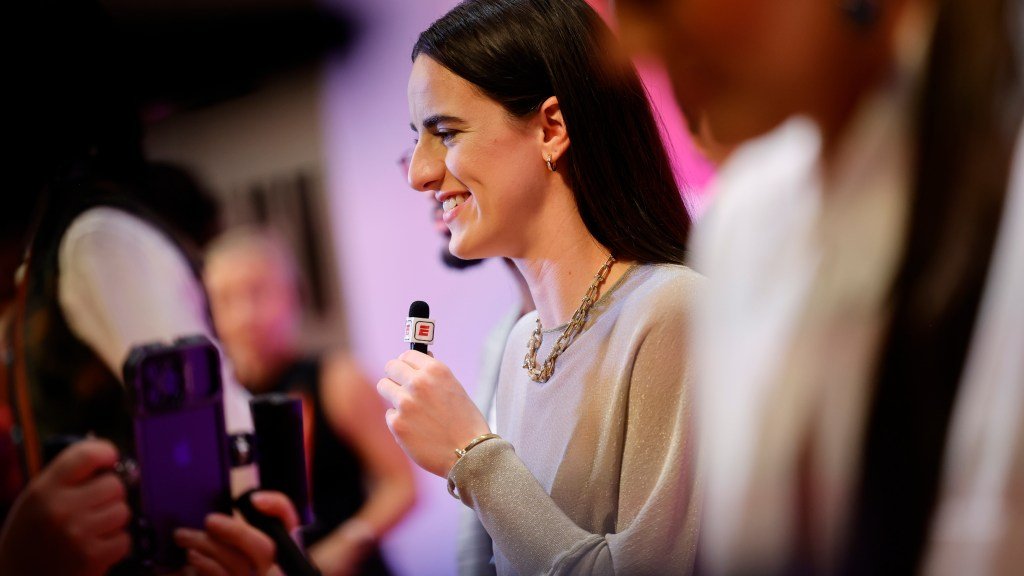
left=844, top=0, right=1024, bottom=572
left=413, top=0, right=691, bottom=265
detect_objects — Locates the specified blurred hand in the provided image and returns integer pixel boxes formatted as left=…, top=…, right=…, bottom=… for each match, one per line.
left=307, top=519, right=376, bottom=576
left=0, top=438, right=131, bottom=576
left=307, top=535, right=359, bottom=576
left=174, top=491, right=299, bottom=576
left=377, top=350, right=490, bottom=477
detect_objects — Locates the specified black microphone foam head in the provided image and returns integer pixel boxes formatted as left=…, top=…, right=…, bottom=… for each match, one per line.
left=409, top=300, right=429, bottom=318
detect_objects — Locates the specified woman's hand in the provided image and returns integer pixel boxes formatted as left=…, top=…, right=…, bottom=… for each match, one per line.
left=377, top=350, right=490, bottom=477
left=174, top=491, right=299, bottom=576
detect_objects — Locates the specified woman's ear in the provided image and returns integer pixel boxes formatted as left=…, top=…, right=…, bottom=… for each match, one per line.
left=538, top=96, right=570, bottom=163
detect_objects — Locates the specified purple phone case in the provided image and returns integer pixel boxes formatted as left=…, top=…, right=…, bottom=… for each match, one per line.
left=124, top=336, right=233, bottom=569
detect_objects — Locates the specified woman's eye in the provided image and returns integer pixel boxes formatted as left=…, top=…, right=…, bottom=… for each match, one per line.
left=437, top=130, right=458, bottom=144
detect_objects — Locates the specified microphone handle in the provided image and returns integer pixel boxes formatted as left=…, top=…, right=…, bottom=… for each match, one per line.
left=411, top=342, right=428, bottom=353
left=235, top=490, right=321, bottom=576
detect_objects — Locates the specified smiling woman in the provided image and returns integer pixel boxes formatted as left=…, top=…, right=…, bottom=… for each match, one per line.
left=378, top=1, right=702, bottom=575
left=406, top=57, right=550, bottom=261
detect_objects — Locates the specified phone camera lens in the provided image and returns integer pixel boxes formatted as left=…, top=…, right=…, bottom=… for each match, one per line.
left=143, top=356, right=185, bottom=411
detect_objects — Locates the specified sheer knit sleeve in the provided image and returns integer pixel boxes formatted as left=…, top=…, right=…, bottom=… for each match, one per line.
left=448, top=271, right=701, bottom=575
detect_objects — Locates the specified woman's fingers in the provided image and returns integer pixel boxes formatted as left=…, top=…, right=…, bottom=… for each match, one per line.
left=383, top=357, right=418, bottom=385
left=250, top=491, right=300, bottom=534
left=376, top=377, right=406, bottom=407
left=376, top=352, right=490, bottom=477
left=174, top=526, right=251, bottom=575
left=204, top=514, right=276, bottom=571
left=72, top=472, right=127, bottom=512
left=398, top=349, right=432, bottom=369
left=384, top=407, right=402, bottom=436
left=89, top=531, right=132, bottom=570
left=80, top=500, right=132, bottom=538
left=45, top=439, right=120, bottom=486
left=185, top=549, right=232, bottom=576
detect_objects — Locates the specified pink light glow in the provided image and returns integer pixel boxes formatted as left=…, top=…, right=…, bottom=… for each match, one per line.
left=587, top=0, right=717, bottom=218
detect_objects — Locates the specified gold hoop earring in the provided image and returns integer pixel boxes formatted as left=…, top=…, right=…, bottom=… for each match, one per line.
left=545, top=154, right=556, bottom=172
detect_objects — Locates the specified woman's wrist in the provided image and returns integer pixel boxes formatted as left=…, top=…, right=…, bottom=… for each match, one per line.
left=447, top=433, right=502, bottom=500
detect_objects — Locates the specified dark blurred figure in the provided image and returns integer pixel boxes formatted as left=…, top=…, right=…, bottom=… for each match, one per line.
left=0, top=197, right=38, bottom=501
left=1, top=1, right=294, bottom=574
left=204, top=227, right=416, bottom=576
left=139, top=161, right=224, bottom=252
left=616, top=0, right=1024, bottom=575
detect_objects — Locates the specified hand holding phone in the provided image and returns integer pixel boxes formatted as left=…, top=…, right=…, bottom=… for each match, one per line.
left=0, top=439, right=131, bottom=576
left=123, top=335, right=233, bottom=570
left=234, top=489, right=321, bottom=576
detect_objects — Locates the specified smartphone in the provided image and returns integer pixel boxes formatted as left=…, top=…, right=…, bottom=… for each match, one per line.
left=123, top=335, right=233, bottom=570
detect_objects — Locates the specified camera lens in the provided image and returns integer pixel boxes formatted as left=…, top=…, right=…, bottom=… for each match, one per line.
left=184, top=348, right=219, bottom=400
left=143, top=355, right=185, bottom=411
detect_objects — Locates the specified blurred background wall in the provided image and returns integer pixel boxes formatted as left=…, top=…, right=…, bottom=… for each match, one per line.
left=106, top=0, right=714, bottom=573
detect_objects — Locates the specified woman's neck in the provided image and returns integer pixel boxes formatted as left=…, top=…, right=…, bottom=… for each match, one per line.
left=512, top=225, right=634, bottom=328
left=501, top=258, right=536, bottom=317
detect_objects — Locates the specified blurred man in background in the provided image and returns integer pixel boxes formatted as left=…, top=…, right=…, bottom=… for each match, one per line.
left=204, top=227, right=416, bottom=576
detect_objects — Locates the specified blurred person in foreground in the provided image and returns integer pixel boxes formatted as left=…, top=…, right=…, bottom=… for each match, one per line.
left=377, top=0, right=703, bottom=574
left=1, top=1, right=299, bottom=574
left=616, top=0, right=1024, bottom=574
left=204, top=228, right=416, bottom=576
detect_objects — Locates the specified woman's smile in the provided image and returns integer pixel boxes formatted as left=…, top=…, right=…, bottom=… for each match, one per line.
left=439, top=192, right=473, bottom=224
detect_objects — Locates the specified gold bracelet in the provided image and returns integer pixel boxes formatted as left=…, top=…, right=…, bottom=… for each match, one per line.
left=454, top=433, right=500, bottom=459
left=447, top=433, right=501, bottom=500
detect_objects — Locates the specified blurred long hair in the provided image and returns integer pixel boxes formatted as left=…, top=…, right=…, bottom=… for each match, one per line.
left=846, top=0, right=1024, bottom=572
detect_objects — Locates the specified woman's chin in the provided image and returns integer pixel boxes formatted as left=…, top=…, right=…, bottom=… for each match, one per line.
left=450, top=226, right=509, bottom=260
left=448, top=245, right=482, bottom=262
left=448, top=235, right=492, bottom=262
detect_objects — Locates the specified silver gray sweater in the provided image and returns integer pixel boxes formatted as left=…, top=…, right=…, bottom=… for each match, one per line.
left=449, top=263, right=703, bottom=575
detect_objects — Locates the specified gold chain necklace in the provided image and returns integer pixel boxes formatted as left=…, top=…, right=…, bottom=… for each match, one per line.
left=523, top=254, right=616, bottom=383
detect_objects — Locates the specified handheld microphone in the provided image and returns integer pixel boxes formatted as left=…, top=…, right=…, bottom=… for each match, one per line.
left=405, top=300, right=434, bottom=354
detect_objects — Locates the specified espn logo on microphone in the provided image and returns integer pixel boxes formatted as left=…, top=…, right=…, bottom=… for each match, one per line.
left=404, top=317, right=435, bottom=345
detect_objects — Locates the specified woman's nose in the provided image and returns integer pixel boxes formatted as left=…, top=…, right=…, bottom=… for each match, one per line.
left=407, top=141, right=444, bottom=193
